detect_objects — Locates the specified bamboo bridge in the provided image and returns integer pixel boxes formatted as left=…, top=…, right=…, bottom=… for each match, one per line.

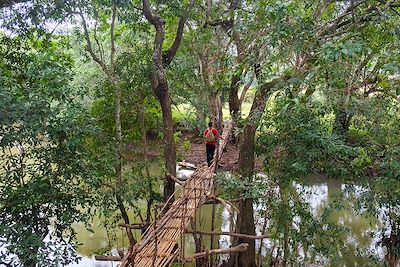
left=119, top=122, right=236, bottom=267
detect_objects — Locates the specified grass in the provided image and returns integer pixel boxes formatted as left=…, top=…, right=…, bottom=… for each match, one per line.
left=172, top=87, right=256, bottom=123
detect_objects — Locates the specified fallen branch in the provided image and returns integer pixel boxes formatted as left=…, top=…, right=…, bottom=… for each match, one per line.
left=206, top=195, right=239, bottom=214
left=166, top=173, right=184, bottom=185
left=186, top=230, right=269, bottom=240
left=178, top=161, right=197, bottom=169
left=95, top=255, right=121, bottom=261
left=118, top=223, right=148, bottom=230
left=182, top=243, right=249, bottom=262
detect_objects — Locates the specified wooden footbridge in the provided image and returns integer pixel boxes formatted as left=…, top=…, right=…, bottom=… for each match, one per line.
left=119, top=123, right=238, bottom=267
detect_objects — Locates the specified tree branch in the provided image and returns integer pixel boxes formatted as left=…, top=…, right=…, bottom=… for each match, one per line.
left=118, top=223, right=149, bottom=229
left=131, top=5, right=143, bottom=12
left=207, top=195, right=239, bottom=214
left=239, top=73, right=255, bottom=105
left=181, top=243, right=249, bottom=262
left=328, top=0, right=395, bottom=36
left=314, top=0, right=335, bottom=21
left=186, top=230, right=269, bottom=240
left=206, top=0, right=212, bottom=23
left=163, top=0, right=196, bottom=66
left=77, top=6, right=115, bottom=83
left=166, top=173, right=184, bottom=185
left=0, top=0, right=29, bottom=8
left=110, top=0, right=117, bottom=71
left=229, top=0, right=240, bottom=10
left=142, top=0, right=159, bottom=26
left=206, top=0, right=240, bottom=33
left=95, top=255, right=121, bottom=261
left=208, top=18, right=234, bottom=32
left=93, top=21, right=105, bottom=63
left=350, top=51, right=375, bottom=85
left=315, top=0, right=367, bottom=36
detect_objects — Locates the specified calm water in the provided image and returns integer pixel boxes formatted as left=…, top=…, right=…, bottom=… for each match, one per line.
left=68, top=172, right=386, bottom=267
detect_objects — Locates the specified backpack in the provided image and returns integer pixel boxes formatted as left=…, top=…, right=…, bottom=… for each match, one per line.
left=204, top=128, right=215, bottom=142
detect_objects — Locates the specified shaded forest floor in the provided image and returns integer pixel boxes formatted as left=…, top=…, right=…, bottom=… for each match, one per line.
left=125, top=130, right=240, bottom=172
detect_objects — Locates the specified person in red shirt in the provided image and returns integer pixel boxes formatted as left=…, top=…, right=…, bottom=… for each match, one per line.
left=203, top=122, right=219, bottom=167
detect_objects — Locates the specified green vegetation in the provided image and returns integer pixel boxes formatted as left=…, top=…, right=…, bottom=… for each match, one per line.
left=0, top=0, right=399, bottom=266
left=0, top=34, right=94, bottom=266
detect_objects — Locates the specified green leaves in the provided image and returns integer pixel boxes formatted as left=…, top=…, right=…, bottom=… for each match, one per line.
left=258, top=94, right=357, bottom=180
left=0, top=34, right=95, bottom=266
left=320, top=40, right=367, bottom=61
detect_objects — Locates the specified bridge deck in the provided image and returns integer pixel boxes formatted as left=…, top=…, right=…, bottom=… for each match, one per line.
left=119, top=123, right=231, bottom=267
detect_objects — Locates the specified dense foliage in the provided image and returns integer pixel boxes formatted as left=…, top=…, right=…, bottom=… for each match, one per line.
left=0, top=35, right=94, bottom=266
left=0, top=0, right=399, bottom=266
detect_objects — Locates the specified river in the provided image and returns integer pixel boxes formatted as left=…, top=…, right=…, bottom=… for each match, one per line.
left=67, top=171, right=387, bottom=267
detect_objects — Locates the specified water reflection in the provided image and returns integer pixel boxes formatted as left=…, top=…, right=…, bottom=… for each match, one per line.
left=67, top=256, right=113, bottom=267
left=70, top=172, right=385, bottom=266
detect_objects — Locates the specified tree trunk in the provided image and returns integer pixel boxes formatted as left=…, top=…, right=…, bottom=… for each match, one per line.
left=383, top=227, right=399, bottom=267
left=217, top=93, right=224, bottom=133
left=115, top=81, right=122, bottom=195
left=191, top=220, right=207, bottom=267
left=280, top=187, right=290, bottom=267
left=142, top=0, right=194, bottom=203
left=139, top=100, right=153, bottom=232
left=208, top=92, right=223, bottom=133
left=139, top=99, right=151, bottom=178
left=148, top=19, right=177, bottom=203
left=116, top=195, right=136, bottom=247
left=229, top=73, right=241, bottom=124
left=233, top=123, right=257, bottom=267
left=226, top=74, right=290, bottom=267
left=238, top=124, right=257, bottom=177
left=333, top=109, right=351, bottom=139
left=210, top=200, right=217, bottom=266
left=23, top=259, right=36, bottom=267
left=225, top=93, right=259, bottom=267
left=151, top=77, right=176, bottom=202
left=155, top=81, right=177, bottom=202
left=229, top=73, right=241, bottom=144
left=239, top=74, right=254, bottom=107
left=115, top=82, right=136, bottom=248
left=236, top=198, right=256, bottom=267
left=79, top=3, right=136, bottom=248
left=208, top=93, right=219, bottom=125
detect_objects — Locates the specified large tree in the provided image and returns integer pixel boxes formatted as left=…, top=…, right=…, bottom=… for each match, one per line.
left=141, top=0, right=195, bottom=202
left=211, top=0, right=400, bottom=266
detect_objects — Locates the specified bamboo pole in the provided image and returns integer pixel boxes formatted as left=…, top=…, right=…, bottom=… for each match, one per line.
left=152, top=207, right=158, bottom=267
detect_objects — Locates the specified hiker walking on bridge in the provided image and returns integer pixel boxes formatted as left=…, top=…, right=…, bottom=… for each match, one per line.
left=204, top=122, right=223, bottom=167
